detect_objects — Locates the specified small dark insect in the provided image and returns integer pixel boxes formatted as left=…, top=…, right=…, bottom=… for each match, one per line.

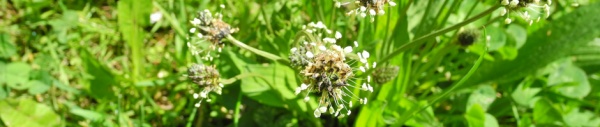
left=457, top=29, right=479, bottom=47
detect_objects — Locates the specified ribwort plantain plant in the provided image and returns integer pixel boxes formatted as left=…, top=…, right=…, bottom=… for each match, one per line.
left=6, top=0, right=600, bottom=127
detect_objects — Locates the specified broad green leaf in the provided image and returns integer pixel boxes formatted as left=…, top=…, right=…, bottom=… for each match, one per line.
left=484, top=114, right=499, bottom=127
left=2, top=62, right=31, bottom=90
left=518, top=114, right=534, bottom=127
left=467, top=2, right=600, bottom=86
left=497, top=46, right=518, bottom=60
left=0, top=34, right=16, bottom=58
left=547, top=62, right=590, bottom=99
left=563, top=108, right=600, bottom=127
left=0, top=99, right=62, bottom=127
left=27, top=80, right=50, bottom=95
left=533, top=99, right=563, bottom=125
left=224, top=50, right=315, bottom=111
left=464, top=104, right=485, bottom=127
left=511, top=80, right=541, bottom=108
left=81, top=49, right=116, bottom=100
left=27, top=70, right=54, bottom=95
left=505, top=24, right=528, bottom=49
left=486, top=27, right=507, bottom=51
left=240, top=64, right=297, bottom=107
left=466, top=85, right=496, bottom=111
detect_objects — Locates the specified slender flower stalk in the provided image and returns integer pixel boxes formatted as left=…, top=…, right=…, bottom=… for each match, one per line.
left=225, top=35, right=287, bottom=63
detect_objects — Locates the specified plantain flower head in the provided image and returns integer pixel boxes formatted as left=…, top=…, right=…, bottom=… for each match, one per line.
left=499, top=0, right=552, bottom=25
left=335, top=0, right=397, bottom=22
left=188, top=9, right=238, bottom=61
left=290, top=21, right=374, bottom=118
left=187, top=64, right=223, bottom=107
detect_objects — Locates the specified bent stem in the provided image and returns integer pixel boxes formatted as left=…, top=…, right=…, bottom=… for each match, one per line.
left=220, top=73, right=263, bottom=85
left=366, top=4, right=500, bottom=76
left=226, top=35, right=289, bottom=64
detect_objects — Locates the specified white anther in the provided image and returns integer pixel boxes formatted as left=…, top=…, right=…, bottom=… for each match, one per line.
left=306, top=51, right=314, bottom=58
left=505, top=18, right=512, bottom=24
left=344, top=46, right=353, bottom=53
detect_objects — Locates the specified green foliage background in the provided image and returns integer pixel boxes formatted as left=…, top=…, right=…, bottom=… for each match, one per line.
left=1, top=0, right=600, bottom=126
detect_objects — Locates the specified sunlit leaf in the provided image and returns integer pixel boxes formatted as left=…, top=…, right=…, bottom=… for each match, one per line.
left=0, top=99, right=62, bottom=127
left=464, top=104, right=485, bottom=127
left=497, top=46, right=518, bottom=60
left=0, top=34, right=16, bottom=58
left=547, top=62, right=590, bottom=99
left=533, top=98, right=562, bottom=125
left=2, top=62, right=31, bottom=90
left=486, top=27, right=507, bottom=51
left=563, top=108, right=600, bottom=127
left=511, top=80, right=541, bottom=108
left=240, top=64, right=297, bottom=107
left=467, top=85, right=496, bottom=111
left=505, top=24, right=527, bottom=49
left=27, top=80, right=50, bottom=95
left=484, top=114, right=499, bottom=127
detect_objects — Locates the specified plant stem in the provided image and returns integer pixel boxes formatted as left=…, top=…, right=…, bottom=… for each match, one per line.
left=220, top=73, right=263, bottom=85
left=186, top=107, right=198, bottom=127
left=233, top=91, right=242, bottom=127
left=226, top=35, right=289, bottom=63
left=381, top=4, right=393, bottom=61
left=367, top=4, right=500, bottom=76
